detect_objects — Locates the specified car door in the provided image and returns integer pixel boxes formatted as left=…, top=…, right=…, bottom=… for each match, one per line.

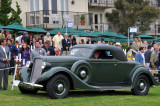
left=88, top=50, right=119, bottom=86
left=89, top=59, right=118, bottom=86
left=113, top=61, right=136, bottom=85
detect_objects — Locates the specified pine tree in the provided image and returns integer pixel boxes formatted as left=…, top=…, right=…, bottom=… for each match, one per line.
left=0, top=0, right=13, bottom=26
left=10, top=1, right=22, bottom=25
left=105, top=0, right=160, bottom=34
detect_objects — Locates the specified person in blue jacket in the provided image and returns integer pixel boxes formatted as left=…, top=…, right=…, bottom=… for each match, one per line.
left=7, top=39, right=18, bottom=75
left=135, top=47, right=145, bottom=65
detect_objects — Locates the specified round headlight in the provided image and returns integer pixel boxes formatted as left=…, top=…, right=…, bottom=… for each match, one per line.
left=41, top=62, right=46, bottom=69
left=26, top=61, right=31, bottom=67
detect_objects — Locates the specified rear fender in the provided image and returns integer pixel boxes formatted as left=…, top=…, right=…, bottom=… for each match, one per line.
left=130, top=66, right=159, bottom=88
left=35, top=67, right=99, bottom=90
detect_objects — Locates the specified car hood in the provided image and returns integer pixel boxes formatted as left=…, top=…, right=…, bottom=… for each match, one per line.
left=41, top=56, right=88, bottom=63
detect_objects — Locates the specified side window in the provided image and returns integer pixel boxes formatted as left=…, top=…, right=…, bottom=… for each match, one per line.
left=104, top=50, right=114, bottom=59
left=93, top=50, right=114, bottom=59
left=93, top=51, right=101, bottom=59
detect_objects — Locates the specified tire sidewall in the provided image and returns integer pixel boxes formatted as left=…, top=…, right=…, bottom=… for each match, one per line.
left=47, top=74, right=70, bottom=99
left=132, top=75, right=150, bottom=95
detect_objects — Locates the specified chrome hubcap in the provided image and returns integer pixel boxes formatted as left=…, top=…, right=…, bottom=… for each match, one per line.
left=80, top=70, right=86, bottom=78
left=140, top=83, right=145, bottom=90
left=57, top=84, right=64, bottom=92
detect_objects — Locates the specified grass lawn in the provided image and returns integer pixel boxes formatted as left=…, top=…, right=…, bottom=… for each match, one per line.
left=0, top=75, right=160, bottom=106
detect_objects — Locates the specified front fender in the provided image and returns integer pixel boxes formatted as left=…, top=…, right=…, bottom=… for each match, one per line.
left=130, top=66, right=159, bottom=88
left=35, top=67, right=99, bottom=90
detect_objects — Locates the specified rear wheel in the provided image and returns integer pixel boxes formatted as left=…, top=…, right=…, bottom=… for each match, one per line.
left=131, top=75, right=150, bottom=95
left=18, top=86, right=38, bottom=94
left=46, top=74, right=70, bottom=99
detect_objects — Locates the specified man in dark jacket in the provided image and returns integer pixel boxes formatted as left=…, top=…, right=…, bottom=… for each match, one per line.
left=7, top=39, right=18, bottom=75
left=41, top=40, right=55, bottom=56
left=0, top=38, right=10, bottom=90
left=62, top=33, right=70, bottom=56
left=144, top=45, right=152, bottom=68
left=86, top=38, right=94, bottom=44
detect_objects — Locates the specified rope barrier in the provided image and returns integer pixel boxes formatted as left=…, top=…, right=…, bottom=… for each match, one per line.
left=0, top=67, right=15, bottom=71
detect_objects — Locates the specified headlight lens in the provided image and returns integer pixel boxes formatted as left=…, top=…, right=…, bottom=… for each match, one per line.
left=41, top=62, right=46, bottom=69
left=26, top=61, right=31, bottom=67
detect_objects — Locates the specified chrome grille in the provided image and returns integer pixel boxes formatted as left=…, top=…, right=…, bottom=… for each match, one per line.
left=30, top=58, right=43, bottom=83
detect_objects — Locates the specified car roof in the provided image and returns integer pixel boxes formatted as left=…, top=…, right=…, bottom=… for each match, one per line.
left=72, top=44, right=127, bottom=61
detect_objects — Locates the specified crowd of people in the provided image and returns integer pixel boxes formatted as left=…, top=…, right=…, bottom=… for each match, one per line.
left=126, top=37, right=160, bottom=79
left=1, top=28, right=160, bottom=90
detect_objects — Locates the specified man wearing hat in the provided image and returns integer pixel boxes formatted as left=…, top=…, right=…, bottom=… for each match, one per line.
left=62, top=33, right=70, bottom=56
left=114, top=42, right=121, bottom=48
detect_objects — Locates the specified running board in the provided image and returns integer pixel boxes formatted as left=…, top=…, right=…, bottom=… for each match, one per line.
left=19, top=82, right=43, bottom=89
left=98, top=86, right=131, bottom=90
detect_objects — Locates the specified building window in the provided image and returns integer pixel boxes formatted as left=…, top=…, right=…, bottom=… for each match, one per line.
left=61, top=0, right=64, bottom=12
left=89, top=13, right=93, bottom=25
left=65, top=0, right=69, bottom=12
left=30, top=16, right=35, bottom=24
left=100, top=14, right=102, bottom=24
left=36, top=16, right=40, bottom=24
left=43, top=0, right=49, bottom=15
left=43, top=17, right=49, bottom=23
left=52, top=0, right=57, bottom=14
left=30, top=0, right=34, bottom=12
left=95, top=14, right=98, bottom=24
left=35, top=0, right=39, bottom=11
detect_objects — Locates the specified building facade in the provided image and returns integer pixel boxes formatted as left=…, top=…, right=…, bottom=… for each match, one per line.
left=11, top=0, right=115, bottom=32
left=11, top=0, right=160, bottom=36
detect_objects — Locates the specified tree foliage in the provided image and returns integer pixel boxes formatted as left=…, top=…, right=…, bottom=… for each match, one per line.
left=0, top=0, right=13, bottom=26
left=10, top=2, right=22, bottom=25
left=105, top=0, right=160, bottom=34
left=0, top=0, right=22, bottom=26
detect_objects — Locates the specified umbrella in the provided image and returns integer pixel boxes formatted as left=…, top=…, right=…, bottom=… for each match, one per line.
left=75, top=29, right=92, bottom=37
left=91, top=31, right=101, bottom=37
left=153, top=37, right=160, bottom=42
left=3, top=22, right=27, bottom=31
left=92, top=37, right=113, bottom=42
left=100, top=30, right=118, bottom=38
left=0, top=24, right=3, bottom=30
left=3, top=22, right=28, bottom=38
left=117, top=33, right=128, bottom=39
left=135, top=33, right=153, bottom=39
left=48, top=28, right=60, bottom=35
left=60, top=26, right=78, bottom=34
left=114, top=39, right=133, bottom=43
left=29, top=26, right=47, bottom=33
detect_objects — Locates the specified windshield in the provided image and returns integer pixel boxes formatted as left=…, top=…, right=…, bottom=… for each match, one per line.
left=69, top=48, right=93, bottom=57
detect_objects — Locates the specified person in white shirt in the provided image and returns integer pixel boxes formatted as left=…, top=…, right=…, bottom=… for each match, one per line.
left=98, top=38, right=105, bottom=44
left=52, top=31, right=64, bottom=50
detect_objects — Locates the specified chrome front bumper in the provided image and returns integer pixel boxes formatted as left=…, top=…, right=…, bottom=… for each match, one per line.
left=19, top=82, right=43, bottom=89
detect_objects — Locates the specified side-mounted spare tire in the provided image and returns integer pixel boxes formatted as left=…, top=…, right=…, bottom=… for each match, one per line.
left=71, top=60, right=92, bottom=83
left=131, top=75, right=150, bottom=95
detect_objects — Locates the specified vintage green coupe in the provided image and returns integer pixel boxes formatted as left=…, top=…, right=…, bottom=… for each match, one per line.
left=18, top=44, right=159, bottom=99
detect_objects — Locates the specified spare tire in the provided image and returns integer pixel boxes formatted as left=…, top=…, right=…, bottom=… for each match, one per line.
left=71, top=60, right=92, bottom=83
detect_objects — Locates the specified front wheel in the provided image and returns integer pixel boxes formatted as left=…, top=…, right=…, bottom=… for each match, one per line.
left=46, top=74, right=70, bottom=99
left=131, top=75, right=150, bottom=95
